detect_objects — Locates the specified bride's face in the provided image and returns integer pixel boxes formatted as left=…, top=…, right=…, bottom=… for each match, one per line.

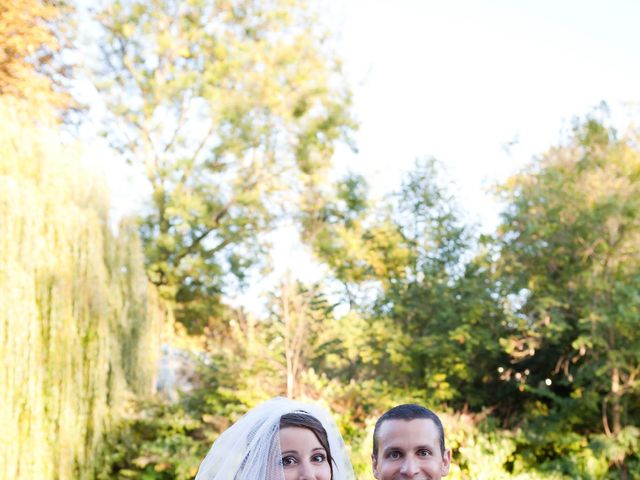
left=279, top=427, right=332, bottom=480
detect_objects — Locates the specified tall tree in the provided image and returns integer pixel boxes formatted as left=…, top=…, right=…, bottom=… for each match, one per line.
left=94, top=0, right=355, bottom=332
left=0, top=98, right=162, bottom=480
left=304, top=160, right=509, bottom=408
left=380, top=160, right=508, bottom=407
left=496, top=111, right=640, bottom=467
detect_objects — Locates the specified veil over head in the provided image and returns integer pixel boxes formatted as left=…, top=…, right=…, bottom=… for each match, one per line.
left=194, top=397, right=355, bottom=480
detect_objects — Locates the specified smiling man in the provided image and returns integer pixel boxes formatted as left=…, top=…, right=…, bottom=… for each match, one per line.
left=372, top=404, right=451, bottom=480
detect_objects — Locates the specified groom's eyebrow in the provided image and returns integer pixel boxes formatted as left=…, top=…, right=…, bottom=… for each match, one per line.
left=382, top=446, right=403, bottom=454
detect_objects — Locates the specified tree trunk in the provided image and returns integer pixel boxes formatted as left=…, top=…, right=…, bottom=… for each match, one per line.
left=611, top=366, right=622, bottom=435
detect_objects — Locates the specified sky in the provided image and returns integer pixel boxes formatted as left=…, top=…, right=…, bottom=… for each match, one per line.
left=91, top=0, right=640, bottom=305
left=325, top=0, right=640, bottom=227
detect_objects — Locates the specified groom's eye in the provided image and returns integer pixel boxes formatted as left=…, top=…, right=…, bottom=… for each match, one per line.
left=387, top=450, right=402, bottom=460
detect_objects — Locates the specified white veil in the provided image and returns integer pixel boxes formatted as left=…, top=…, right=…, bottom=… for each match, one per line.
left=194, top=397, right=355, bottom=480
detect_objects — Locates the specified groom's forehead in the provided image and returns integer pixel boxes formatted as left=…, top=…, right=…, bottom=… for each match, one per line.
left=376, top=418, right=440, bottom=447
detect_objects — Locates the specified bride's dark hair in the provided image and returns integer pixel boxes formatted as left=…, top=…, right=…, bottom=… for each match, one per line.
left=280, top=412, right=334, bottom=478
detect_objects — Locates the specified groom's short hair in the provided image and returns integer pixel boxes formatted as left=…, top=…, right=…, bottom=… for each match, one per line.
left=372, top=404, right=446, bottom=458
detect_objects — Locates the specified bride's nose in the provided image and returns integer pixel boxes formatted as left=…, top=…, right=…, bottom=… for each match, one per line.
left=298, top=460, right=314, bottom=479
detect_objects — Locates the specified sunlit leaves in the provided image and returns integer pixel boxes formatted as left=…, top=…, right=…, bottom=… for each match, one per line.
left=0, top=0, right=73, bottom=113
left=94, top=0, right=354, bottom=331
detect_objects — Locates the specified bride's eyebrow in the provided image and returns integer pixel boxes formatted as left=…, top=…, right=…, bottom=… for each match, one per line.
left=281, top=450, right=298, bottom=455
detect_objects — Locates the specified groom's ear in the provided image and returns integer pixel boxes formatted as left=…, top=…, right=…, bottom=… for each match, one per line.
left=441, top=448, right=451, bottom=477
left=372, top=453, right=380, bottom=480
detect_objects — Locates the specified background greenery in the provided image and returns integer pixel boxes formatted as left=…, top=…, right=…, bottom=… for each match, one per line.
left=1, top=1, right=638, bottom=479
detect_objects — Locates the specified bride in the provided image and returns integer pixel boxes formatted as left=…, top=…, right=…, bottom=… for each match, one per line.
left=194, top=397, right=355, bottom=480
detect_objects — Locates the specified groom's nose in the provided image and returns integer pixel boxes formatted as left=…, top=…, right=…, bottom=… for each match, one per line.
left=400, top=455, right=420, bottom=476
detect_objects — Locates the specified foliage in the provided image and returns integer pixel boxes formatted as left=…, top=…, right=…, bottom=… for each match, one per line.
left=495, top=109, right=640, bottom=475
left=0, top=0, right=74, bottom=113
left=95, top=400, right=209, bottom=480
left=0, top=96, right=163, bottom=479
left=303, top=159, right=512, bottom=410
left=93, top=0, right=355, bottom=333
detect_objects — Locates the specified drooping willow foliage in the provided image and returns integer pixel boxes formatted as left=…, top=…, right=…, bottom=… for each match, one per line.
left=0, top=98, right=163, bottom=480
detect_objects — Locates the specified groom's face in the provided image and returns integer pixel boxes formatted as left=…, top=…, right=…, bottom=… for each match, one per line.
left=372, top=418, right=450, bottom=480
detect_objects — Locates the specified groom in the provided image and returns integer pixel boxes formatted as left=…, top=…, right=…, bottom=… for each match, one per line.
left=371, top=404, right=451, bottom=480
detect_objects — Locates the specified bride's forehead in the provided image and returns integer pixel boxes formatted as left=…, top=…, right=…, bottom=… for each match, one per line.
left=280, top=425, right=316, bottom=435
left=279, top=426, right=321, bottom=441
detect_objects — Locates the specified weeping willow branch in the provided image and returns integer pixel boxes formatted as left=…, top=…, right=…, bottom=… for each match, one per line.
left=0, top=97, right=163, bottom=480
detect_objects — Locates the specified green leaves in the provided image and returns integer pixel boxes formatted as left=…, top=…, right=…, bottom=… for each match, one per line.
left=496, top=111, right=640, bottom=451
left=94, top=0, right=355, bottom=332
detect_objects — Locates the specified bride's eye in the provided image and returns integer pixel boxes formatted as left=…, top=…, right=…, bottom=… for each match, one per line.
left=281, top=456, right=297, bottom=466
left=311, top=453, right=326, bottom=463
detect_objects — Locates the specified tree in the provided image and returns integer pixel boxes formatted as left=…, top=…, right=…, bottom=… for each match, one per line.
left=496, top=110, right=640, bottom=471
left=0, top=97, right=162, bottom=480
left=380, top=160, right=509, bottom=408
left=304, top=160, right=510, bottom=408
left=93, top=0, right=355, bottom=332
left=0, top=0, right=73, bottom=113
left=266, top=277, right=333, bottom=398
